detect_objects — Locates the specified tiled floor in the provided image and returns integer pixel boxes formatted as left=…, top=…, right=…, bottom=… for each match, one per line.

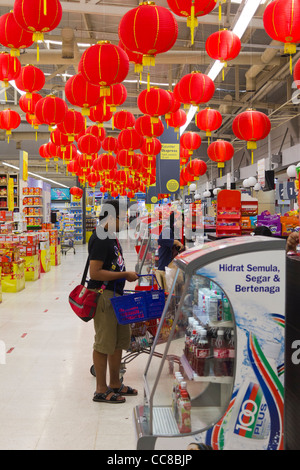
left=0, top=238, right=147, bottom=450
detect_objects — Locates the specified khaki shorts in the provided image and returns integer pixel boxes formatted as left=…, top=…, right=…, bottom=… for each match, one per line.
left=93, top=289, right=131, bottom=355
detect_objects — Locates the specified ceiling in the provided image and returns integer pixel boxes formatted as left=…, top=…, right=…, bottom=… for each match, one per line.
left=0, top=0, right=299, bottom=189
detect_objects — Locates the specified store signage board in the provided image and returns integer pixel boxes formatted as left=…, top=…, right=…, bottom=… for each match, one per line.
left=156, top=119, right=180, bottom=195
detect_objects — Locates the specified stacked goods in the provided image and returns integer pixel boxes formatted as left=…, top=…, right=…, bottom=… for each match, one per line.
left=48, top=229, right=61, bottom=266
left=23, top=187, right=43, bottom=227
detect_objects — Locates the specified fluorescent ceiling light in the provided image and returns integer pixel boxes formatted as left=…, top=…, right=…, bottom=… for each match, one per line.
left=180, top=0, right=263, bottom=135
left=1, top=162, right=69, bottom=188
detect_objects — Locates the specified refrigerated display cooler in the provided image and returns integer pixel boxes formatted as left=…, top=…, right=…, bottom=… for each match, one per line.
left=133, top=236, right=286, bottom=450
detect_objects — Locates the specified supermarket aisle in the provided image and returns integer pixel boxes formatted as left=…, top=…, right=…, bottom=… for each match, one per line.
left=0, top=237, right=146, bottom=450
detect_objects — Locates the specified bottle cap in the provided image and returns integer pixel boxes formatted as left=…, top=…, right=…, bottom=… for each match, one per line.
left=217, top=329, right=224, bottom=335
left=180, top=381, right=187, bottom=389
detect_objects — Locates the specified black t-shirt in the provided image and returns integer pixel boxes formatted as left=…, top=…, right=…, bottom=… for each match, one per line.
left=87, top=231, right=126, bottom=295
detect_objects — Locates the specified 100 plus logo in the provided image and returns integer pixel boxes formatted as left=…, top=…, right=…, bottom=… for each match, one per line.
left=0, top=340, right=6, bottom=364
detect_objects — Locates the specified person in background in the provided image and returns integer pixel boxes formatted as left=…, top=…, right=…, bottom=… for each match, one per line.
left=252, top=225, right=273, bottom=237
left=88, top=200, right=139, bottom=404
left=156, top=211, right=184, bottom=291
left=286, top=231, right=299, bottom=254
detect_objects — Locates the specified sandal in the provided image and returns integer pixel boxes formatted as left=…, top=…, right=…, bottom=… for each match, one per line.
left=112, top=384, right=138, bottom=396
left=93, top=388, right=125, bottom=404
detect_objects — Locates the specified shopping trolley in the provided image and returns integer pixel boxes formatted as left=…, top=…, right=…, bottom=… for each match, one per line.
left=89, top=274, right=180, bottom=379
left=59, top=229, right=76, bottom=255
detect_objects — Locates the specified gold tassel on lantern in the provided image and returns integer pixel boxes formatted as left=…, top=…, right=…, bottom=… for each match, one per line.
left=247, top=141, right=257, bottom=165
left=187, top=1, right=198, bottom=46
left=284, top=43, right=296, bottom=75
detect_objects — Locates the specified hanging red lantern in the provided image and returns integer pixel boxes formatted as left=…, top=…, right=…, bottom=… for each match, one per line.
left=111, top=190, right=119, bottom=198
left=117, top=149, right=134, bottom=168
left=19, top=92, right=42, bottom=115
left=180, top=132, right=201, bottom=155
left=263, top=0, right=300, bottom=73
left=186, top=158, right=207, bottom=180
left=50, top=128, right=69, bottom=151
left=67, top=159, right=79, bottom=176
left=135, top=115, right=164, bottom=141
left=39, top=143, right=51, bottom=170
left=195, top=107, right=222, bottom=141
left=13, top=0, right=62, bottom=61
left=78, top=134, right=101, bottom=158
left=174, top=71, right=215, bottom=108
left=137, top=87, right=172, bottom=123
left=46, top=141, right=60, bottom=162
left=35, top=95, right=68, bottom=131
left=166, top=109, right=187, bottom=133
left=207, top=139, right=234, bottom=176
left=205, top=29, right=241, bottom=75
left=65, top=73, right=101, bottom=116
left=56, top=109, right=85, bottom=141
left=0, top=52, right=21, bottom=89
left=180, top=148, right=191, bottom=166
left=86, top=125, right=106, bottom=142
left=106, top=83, right=127, bottom=112
left=119, top=40, right=144, bottom=76
left=181, top=166, right=195, bottom=183
left=0, top=11, right=34, bottom=57
left=89, top=100, right=113, bottom=127
left=26, top=112, right=41, bottom=130
left=78, top=41, right=129, bottom=97
left=102, top=136, right=118, bottom=155
left=130, top=153, right=142, bottom=173
left=118, top=2, right=178, bottom=69
left=0, top=109, right=21, bottom=142
left=58, top=143, right=78, bottom=163
left=140, top=137, right=162, bottom=157
left=113, top=110, right=135, bottom=130
left=232, top=109, right=271, bottom=164
left=14, top=64, right=45, bottom=99
left=70, top=186, right=83, bottom=200
left=167, top=1, right=216, bottom=45
left=87, top=172, right=100, bottom=188
left=118, top=128, right=143, bottom=154
left=99, top=153, right=117, bottom=173
left=165, top=90, right=181, bottom=120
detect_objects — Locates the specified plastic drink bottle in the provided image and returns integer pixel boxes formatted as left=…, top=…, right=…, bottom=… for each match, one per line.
left=213, top=329, right=228, bottom=376
left=223, top=296, right=232, bottom=322
left=177, top=390, right=192, bottom=434
left=226, top=330, right=235, bottom=376
left=195, top=329, right=210, bottom=376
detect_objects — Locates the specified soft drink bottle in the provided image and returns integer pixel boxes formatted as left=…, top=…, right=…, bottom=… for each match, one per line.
left=177, top=390, right=192, bottom=434
left=188, top=329, right=197, bottom=365
left=226, top=330, right=235, bottom=376
left=213, top=329, right=228, bottom=376
left=195, top=330, right=210, bottom=376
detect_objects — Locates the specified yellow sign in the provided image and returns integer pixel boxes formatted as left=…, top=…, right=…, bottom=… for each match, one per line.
left=7, top=178, right=14, bottom=211
left=166, top=179, right=179, bottom=193
left=160, top=143, right=180, bottom=160
left=151, top=196, right=158, bottom=203
left=23, top=151, right=28, bottom=181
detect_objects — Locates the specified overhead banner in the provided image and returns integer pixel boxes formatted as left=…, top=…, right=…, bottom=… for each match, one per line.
left=156, top=119, right=180, bottom=195
left=19, top=150, right=28, bottom=181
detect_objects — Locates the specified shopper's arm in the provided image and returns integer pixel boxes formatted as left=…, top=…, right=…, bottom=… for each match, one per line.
left=89, top=259, right=138, bottom=282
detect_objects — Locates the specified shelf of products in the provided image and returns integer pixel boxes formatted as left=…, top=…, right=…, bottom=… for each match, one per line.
left=69, top=201, right=83, bottom=244
left=0, top=173, right=19, bottom=210
left=216, top=190, right=241, bottom=237
left=22, top=187, right=43, bottom=229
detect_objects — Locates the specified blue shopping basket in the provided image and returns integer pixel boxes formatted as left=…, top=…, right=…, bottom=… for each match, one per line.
left=111, top=274, right=165, bottom=325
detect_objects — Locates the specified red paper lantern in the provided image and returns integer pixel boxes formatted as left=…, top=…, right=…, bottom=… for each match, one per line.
left=207, top=139, right=234, bottom=175
left=205, top=29, right=241, bottom=65
left=70, top=186, right=83, bottom=200
left=186, top=158, right=207, bottom=180
left=86, top=125, right=106, bottom=142
left=135, top=115, right=164, bottom=140
left=180, top=148, right=190, bottom=166
left=26, top=112, right=41, bottom=130
left=39, top=143, right=51, bottom=162
left=89, top=100, right=113, bottom=127
left=195, top=107, right=222, bottom=140
left=0, top=11, right=34, bottom=56
left=14, top=64, right=45, bottom=98
left=118, top=128, right=143, bottom=154
left=65, top=73, right=101, bottom=116
left=166, top=90, right=181, bottom=119
left=113, top=110, right=135, bottom=130
left=263, top=0, right=300, bottom=70
left=78, top=134, right=101, bottom=157
left=137, top=88, right=172, bottom=122
left=130, top=153, right=142, bottom=172
left=58, top=143, right=78, bottom=163
left=181, top=166, right=194, bottom=183
left=46, top=141, right=60, bottom=161
left=99, top=153, right=117, bottom=172
left=78, top=41, right=129, bottom=96
left=180, top=132, right=201, bottom=155
left=102, top=136, right=118, bottom=155
left=50, top=128, right=69, bottom=150
left=166, top=109, right=187, bottom=132
left=35, top=95, right=68, bottom=131
left=140, top=137, right=162, bottom=157
left=0, top=52, right=21, bottom=88
left=67, top=159, right=79, bottom=175
left=167, top=0, right=216, bottom=44
left=87, top=172, right=100, bottom=188
left=57, top=109, right=85, bottom=141
left=13, top=0, right=62, bottom=59
left=106, top=83, right=127, bottom=112
left=175, top=72, right=215, bottom=107
left=19, top=92, right=42, bottom=114
left=232, top=109, right=271, bottom=163
left=111, top=190, right=119, bottom=198
left=119, top=40, right=144, bottom=75
left=0, top=109, right=21, bottom=142
left=118, top=2, right=178, bottom=68
left=117, top=149, right=133, bottom=168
